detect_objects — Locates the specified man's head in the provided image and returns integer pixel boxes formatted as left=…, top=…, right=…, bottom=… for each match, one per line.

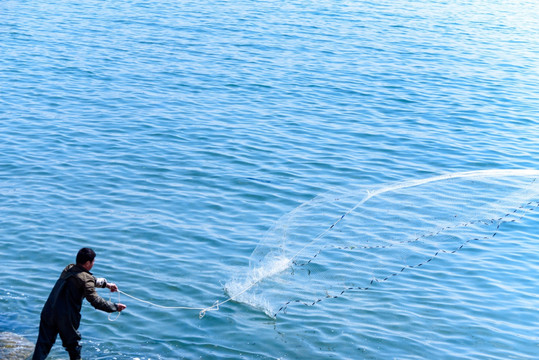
left=76, top=247, right=96, bottom=270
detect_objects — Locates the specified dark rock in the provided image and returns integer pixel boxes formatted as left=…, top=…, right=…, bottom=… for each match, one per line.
left=0, top=332, right=34, bottom=360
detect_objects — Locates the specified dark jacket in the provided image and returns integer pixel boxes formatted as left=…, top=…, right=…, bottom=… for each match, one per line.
left=41, top=264, right=118, bottom=324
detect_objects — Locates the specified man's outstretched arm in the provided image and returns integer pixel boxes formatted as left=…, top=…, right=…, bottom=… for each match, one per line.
left=84, top=277, right=126, bottom=312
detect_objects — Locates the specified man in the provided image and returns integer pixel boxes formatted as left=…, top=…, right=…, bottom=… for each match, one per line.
left=32, top=248, right=127, bottom=360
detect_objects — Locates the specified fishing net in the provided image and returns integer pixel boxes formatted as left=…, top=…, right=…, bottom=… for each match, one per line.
left=224, top=170, right=539, bottom=318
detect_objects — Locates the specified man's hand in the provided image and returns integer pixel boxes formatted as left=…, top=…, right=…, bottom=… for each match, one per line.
left=106, top=282, right=119, bottom=292
left=106, top=283, right=125, bottom=311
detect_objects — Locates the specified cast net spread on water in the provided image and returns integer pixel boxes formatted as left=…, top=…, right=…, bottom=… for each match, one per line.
left=223, top=170, right=539, bottom=318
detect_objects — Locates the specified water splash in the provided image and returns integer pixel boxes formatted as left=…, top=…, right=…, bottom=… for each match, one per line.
left=224, top=255, right=291, bottom=317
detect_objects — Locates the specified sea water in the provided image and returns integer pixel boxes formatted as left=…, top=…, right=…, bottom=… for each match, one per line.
left=1, top=0, right=539, bottom=359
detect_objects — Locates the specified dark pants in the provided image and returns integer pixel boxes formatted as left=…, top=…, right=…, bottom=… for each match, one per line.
left=32, top=316, right=82, bottom=360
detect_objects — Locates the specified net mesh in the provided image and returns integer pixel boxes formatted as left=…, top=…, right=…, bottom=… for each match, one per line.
left=224, top=170, right=539, bottom=318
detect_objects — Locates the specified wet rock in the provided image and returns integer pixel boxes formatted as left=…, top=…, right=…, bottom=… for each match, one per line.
left=0, top=332, right=34, bottom=360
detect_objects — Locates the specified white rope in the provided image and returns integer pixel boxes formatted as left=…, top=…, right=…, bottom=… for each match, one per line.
left=107, top=289, right=221, bottom=319
left=108, top=291, right=121, bottom=321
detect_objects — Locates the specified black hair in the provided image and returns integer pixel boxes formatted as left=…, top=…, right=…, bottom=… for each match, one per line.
left=76, top=247, right=96, bottom=265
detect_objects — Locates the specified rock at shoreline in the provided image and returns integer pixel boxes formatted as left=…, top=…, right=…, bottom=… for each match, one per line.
left=0, top=332, right=34, bottom=360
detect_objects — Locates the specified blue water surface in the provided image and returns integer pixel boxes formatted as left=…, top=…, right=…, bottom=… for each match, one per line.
left=1, top=0, right=539, bottom=359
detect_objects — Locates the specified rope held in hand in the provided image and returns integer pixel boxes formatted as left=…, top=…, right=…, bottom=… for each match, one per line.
left=107, top=289, right=222, bottom=320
